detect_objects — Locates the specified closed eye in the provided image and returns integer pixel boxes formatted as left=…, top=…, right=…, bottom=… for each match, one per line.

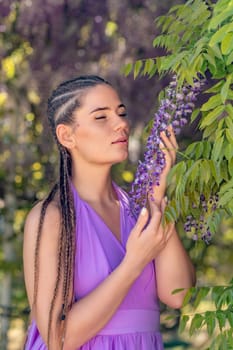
left=119, top=113, right=127, bottom=118
left=95, top=116, right=106, bottom=120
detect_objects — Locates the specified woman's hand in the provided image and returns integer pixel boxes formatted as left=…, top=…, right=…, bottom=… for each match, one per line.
left=152, top=125, right=178, bottom=207
left=124, top=200, right=173, bottom=276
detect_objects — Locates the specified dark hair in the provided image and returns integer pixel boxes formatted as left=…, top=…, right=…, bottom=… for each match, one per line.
left=33, top=75, right=110, bottom=348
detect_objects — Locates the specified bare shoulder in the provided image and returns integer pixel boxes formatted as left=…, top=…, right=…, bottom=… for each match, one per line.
left=23, top=200, right=61, bottom=305
left=23, top=200, right=61, bottom=266
left=24, top=200, right=61, bottom=243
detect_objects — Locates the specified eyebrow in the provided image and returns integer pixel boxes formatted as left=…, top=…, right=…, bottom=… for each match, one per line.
left=90, top=103, right=126, bottom=114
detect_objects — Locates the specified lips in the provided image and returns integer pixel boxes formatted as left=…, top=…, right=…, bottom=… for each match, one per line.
left=112, top=137, right=128, bottom=144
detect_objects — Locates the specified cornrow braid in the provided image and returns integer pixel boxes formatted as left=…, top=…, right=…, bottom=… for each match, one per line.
left=33, top=75, right=110, bottom=349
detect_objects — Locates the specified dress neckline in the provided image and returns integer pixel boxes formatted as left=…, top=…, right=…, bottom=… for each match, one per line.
left=71, top=182, right=124, bottom=249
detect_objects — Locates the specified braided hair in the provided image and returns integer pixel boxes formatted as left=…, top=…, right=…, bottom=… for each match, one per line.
left=33, top=75, right=111, bottom=348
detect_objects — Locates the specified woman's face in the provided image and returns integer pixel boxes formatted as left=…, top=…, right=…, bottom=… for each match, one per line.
left=69, top=84, right=130, bottom=166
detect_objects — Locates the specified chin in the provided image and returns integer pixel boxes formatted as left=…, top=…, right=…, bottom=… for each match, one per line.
left=113, top=153, right=128, bottom=164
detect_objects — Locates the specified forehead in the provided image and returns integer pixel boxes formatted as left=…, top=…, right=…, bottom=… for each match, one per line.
left=81, top=84, right=122, bottom=110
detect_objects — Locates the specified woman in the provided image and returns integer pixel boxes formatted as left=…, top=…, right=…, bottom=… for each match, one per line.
left=23, top=75, right=195, bottom=350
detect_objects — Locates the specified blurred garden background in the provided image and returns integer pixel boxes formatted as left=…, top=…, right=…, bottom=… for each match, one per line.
left=1, top=0, right=233, bottom=349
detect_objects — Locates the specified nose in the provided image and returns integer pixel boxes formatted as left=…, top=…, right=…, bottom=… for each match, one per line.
left=114, top=114, right=130, bottom=132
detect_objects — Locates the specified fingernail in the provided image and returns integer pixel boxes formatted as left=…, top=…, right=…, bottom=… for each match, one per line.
left=164, top=196, right=168, bottom=204
left=140, top=207, right=147, bottom=216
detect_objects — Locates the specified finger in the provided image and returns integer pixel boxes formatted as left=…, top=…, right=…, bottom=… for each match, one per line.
left=163, top=124, right=179, bottom=154
left=167, top=125, right=179, bottom=150
left=147, top=201, right=162, bottom=229
left=160, top=131, right=176, bottom=155
left=160, top=131, right=174, bottom=149
left=133, top=207, right=149, bottom=235
left=160, top=133, right=176, bottom=165
left=148, top=197, right=161, bottom=214
left=159, top=141, right=173, bottom=168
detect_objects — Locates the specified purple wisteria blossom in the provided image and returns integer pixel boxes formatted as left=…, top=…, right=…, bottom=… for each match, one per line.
left=129, top=76, right=205, bottom=218
left=184, top=193, right=219, bottom=244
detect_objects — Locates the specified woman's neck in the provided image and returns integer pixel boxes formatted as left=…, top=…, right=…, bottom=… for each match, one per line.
left=71, top=162, right=116, bottom=204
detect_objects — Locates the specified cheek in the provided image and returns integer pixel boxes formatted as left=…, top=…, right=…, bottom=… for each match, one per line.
left=75, top=127, right=108, bottom=154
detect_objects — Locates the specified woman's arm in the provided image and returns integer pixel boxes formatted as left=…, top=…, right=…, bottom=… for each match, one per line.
left=155, top=225, right=196, bottom=309
left=149, top=126, right=196, bottom=307
left=24, top=200, right=170, bottom=350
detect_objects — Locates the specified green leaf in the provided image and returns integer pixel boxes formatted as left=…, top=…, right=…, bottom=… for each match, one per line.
left=227, top=310, right=233, bottom=328
left=226, top=50, right=233, bottom=65
left=148, top=63, right=158, bottom=79
left=194, top=142, right=204, bottom=159
left=122, top=63, right=133, bottom=77
left=193, top=287, right=210, bottom=309
left=211, top=136, right=224, bottom=161
left=228, top=158, right=233, bottom=176
left=203, top=122, right=218, bottom=139
left=188, top=161, right=200, bottom=184
left=225, top=104, right=233, bottom=118
left=168, top=4, right=183, bottom=15
left=185, top=142, right=197, bottom=157
left=153, top=35, right=164, bottom=48
left=209, top=22, right=233, bottom=47
left=190, top=108, right=200, bottom=122
left=219, top=177, right=233, bottom=194
left=182, top=287, right=196, bottom=307
left=143, top=58, right=155, bottom=76
left=212, top=285, right=224, bottom=305
left=224, top=143, right=233, bottom=161
left=200, top=105, right=225, bottom=128
left=179, top=314, right=189, bottom=333
left=208, top=7, right=233, bottom=30
left=190, top=313, right=204, bottom=336
left=180, top=195, right=189, bottom=215
left=201, top=94, right=222, bottom=112
left=133, top=60, right=143, bottom=79
left=220, top=159, right=229, bottom=180
left=219, top=189, right=233, bottom=206
left=226, top=128, right=233, bottom=144
left=221, top=75, right=232, bottom=103
left=203, top=53, right=217, bottom=70
left=172, top=287, right=185, bottom=295
left=205, top=311, right=216, bottom=336
left=209, top=160, right=221, bottom=184
left=202, top=141, right=212, bottom=158
left=216, top=310, right=226, bottom=331
left=164, top=210, right=175, bottom=223
left=221, top=32, right=233, bottom=55
left=227, top=89, right=233, bottom=100
left=164, top=314, right=177, bottom=322
left=205, top=80, right=224, bottom=94
left=208, top=44, right=223, bottom=60
left=164, top=205, right=178, bottom=222
left=201, top=160, right=211, bottom=184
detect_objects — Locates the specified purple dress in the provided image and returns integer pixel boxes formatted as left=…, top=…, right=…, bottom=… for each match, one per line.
left=24, top=183, right=164, bottom=349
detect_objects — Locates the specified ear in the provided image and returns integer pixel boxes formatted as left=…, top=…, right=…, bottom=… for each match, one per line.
left=56, top=124, right=76, bottom=150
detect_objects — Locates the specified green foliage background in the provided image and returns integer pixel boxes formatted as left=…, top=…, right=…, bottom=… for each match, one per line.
left=124, top=0, right=233, bottom=348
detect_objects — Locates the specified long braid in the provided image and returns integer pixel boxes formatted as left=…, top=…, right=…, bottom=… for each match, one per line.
left=33, top=75, right=110, bottom=349
left=47, top=148, right=73, bottom=347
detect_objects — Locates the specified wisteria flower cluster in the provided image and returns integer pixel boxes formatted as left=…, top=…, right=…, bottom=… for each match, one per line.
left=129, top=76, right=205, bottom=217
left=184, top=193, right=219, bottom=244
